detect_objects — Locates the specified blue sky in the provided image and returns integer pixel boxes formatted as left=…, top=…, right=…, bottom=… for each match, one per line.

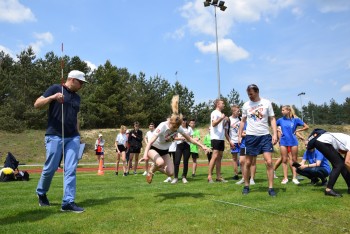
left=1, top=0, right=350, bottom=108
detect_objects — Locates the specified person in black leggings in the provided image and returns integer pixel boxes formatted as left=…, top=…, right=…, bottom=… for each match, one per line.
left=312, top=132, right=350, bottom=197
left=172, top=118, right=192, bottom=184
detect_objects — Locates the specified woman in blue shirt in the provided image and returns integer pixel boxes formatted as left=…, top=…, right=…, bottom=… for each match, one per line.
left=276, top=105, right=309, bottom=184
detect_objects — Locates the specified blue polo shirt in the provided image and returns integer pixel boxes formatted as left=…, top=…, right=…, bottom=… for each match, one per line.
left=43, top=84, right=80, bottom=137
left=277, top=116, right=304, bottom=146
left=302, top=149, right=331, bottom=174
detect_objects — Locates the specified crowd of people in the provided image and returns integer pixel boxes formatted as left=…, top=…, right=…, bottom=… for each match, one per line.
left=34, top=69, right=350, bottom=213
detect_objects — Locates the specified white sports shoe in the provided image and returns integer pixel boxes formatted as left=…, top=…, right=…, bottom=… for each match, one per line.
left=281, top=178, right=289, bottom=184
left=182, top=178, right=188, bottom=184
left=236, top=178, right=244, bottom=185
left=274, top=171, right=278, bottom=178
left=142, top=171, right=148, bottom=176
left=292, top=178, right=300, bottom=185
left=164, top=177, right=172, bottom=183
left=171, top=178, right=178, bottom=184
left=250, top=179, right=255, bottom=185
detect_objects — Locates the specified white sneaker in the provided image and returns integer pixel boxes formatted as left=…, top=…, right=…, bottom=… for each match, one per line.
left=142, top=171, right=148, bottom=176
left=281, top=178, right=289, bottom=184
left=274, top=171, right=278, bottom=179
left=171, top=178, right=178, bottom=184
left=164, top=177, right=172, bottom=183
left=250, top=179, right=255, bottom=185
left=292, top=178, right=300, bottom=185
left=182, top=178, right=188, bottom=184
left=236, top=178, right=244, bottom=185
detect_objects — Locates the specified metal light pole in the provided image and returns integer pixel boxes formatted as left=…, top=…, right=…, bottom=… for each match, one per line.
left=298, top=92, right=305, bottom=121
left=204, top=0, right=227, bottom=99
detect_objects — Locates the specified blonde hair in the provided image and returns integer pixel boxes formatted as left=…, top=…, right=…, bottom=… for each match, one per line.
left=120, top=125, right=127, bottom=133
left=169, top=95, right=183, bottom=128
left=282, top=105, right=298, bottom=118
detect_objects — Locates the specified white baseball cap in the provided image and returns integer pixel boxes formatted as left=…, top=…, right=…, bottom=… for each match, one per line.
left=98, top=133, right=103, bottom=137
left=68, top=70, right=88, bottom=83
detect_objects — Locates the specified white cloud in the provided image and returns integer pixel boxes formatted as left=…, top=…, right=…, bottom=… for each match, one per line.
left=85, top=60, right=97, bottom=72
left=0, top=45, right=15, bottom=58
left=195, top=38, right=249, bottom=62
left=29, top=32, right=54, bottom=55
left=0, top=0, right=36, bottom=23
left=165, top=27, right=185, bottom=40
left=179, top=0, right=296, bottom=63
left=291, top=7, right=303, bottom=17
left=316, top=0, right=350, bottom=13
left=340, top=84, right=350, bottom=93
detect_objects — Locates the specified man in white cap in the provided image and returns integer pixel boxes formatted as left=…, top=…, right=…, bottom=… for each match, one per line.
left=34, top=70, right=87, bottom=213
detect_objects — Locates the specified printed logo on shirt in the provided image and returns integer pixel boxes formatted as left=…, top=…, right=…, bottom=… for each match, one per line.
left=164, top=130, right=177, bottom=142
left=249, top=108, right=264, bottom=122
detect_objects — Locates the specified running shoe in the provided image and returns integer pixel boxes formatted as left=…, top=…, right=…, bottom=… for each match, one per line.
left=292, top=178, right=300, bottom=185
left=281, top=178, right=289, bottom=184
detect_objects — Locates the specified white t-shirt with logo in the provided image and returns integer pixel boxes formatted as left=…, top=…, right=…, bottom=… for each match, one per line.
left=242, top=98, right=275, bottom=136
left=210, top=109, right=226, bottom=140
left=317, top=132, right=350, bottom=151
left=228, top=116, right=241, bottom=143
left=152, top=121, right=186, bottom=150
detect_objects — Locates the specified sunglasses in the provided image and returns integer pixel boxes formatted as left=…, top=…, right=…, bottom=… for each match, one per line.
left=75, top=79, right=84, bottom=85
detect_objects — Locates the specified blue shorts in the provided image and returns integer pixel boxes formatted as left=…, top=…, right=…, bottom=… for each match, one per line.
left=230, top=143, right=240, bottom=154
left=245, top=134, right=273, bottom=156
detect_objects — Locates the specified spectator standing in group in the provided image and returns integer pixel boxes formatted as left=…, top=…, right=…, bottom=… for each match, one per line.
left=307, top=130, right=350, bottom=197
left=203, top=127, right=212, bottom=163
left=95, top=133, right=105, bottom=168
left=225, top=104, right=241, bottom=181
left=208, top=99, right=228, bottom=183
left=189, top=119, right=200, bottom=177
left=172, top=117, right=193, bottom=184
left=115, top=125, right=128, bottom=176
left=139, top=95, right=210, bottom=184
left=143, top=123, right=155, bottom=176
left=238, top=84, right=278, bottom=196
left=295, top=148, right=330, bottom=186
left=128, top=122, right=143, bottom=175
left=276, top=105, right=309, bottom=185
left=35, top=70, right=87, bottom=213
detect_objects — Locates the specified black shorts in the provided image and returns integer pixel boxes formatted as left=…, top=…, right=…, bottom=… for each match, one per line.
left=191, top=153, right=199, bottom=159
left=129, top=146, right=141, bottom=154
left=150, top=146, right=169, bottom=157
left=211, top=139, right=225, bottom=151
left=117, top=145, right=126, bottom=152
left=239, top=147, right=246, bottom=156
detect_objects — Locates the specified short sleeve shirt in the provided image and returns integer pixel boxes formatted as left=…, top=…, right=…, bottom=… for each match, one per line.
left=43, top=84, right=80, bottom=137
left=302, top=149, right=331, bottom=174
left=228, top=116, right=241, bottom=143
left=242, top=98, right=274, bottom=136
left=210, top=110, right=226, bottom=140
left=277, top=117, right=304, bottom=146
left=317, top=133, right=350, bottom=151
left=152, top=121, right=186, bottom=150
left=116, top=133, right=128, bottom=146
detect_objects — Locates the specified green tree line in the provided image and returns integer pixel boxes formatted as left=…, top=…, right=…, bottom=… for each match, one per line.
left=0, top=48, right=349, bottom=132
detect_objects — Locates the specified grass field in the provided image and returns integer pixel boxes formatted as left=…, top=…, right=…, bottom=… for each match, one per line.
left=1, top=164, right=350, bottom=234
left=1, top=126, right=350, bottom=233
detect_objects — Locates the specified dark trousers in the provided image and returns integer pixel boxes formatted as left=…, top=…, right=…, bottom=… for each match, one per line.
left=314, top=141, right=350, bottom=189
left=296, top=167, right=329, bottom=182
left=174, top=142, right=190, bottom=178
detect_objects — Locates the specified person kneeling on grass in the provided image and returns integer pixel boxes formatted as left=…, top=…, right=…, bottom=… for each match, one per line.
left=294, top=148, right=331, bottom=186
left=139, top=95, right=211, bottom=184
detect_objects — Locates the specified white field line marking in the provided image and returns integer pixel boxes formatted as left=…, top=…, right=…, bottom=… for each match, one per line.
left=212, top=199, right=345, bottom=230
